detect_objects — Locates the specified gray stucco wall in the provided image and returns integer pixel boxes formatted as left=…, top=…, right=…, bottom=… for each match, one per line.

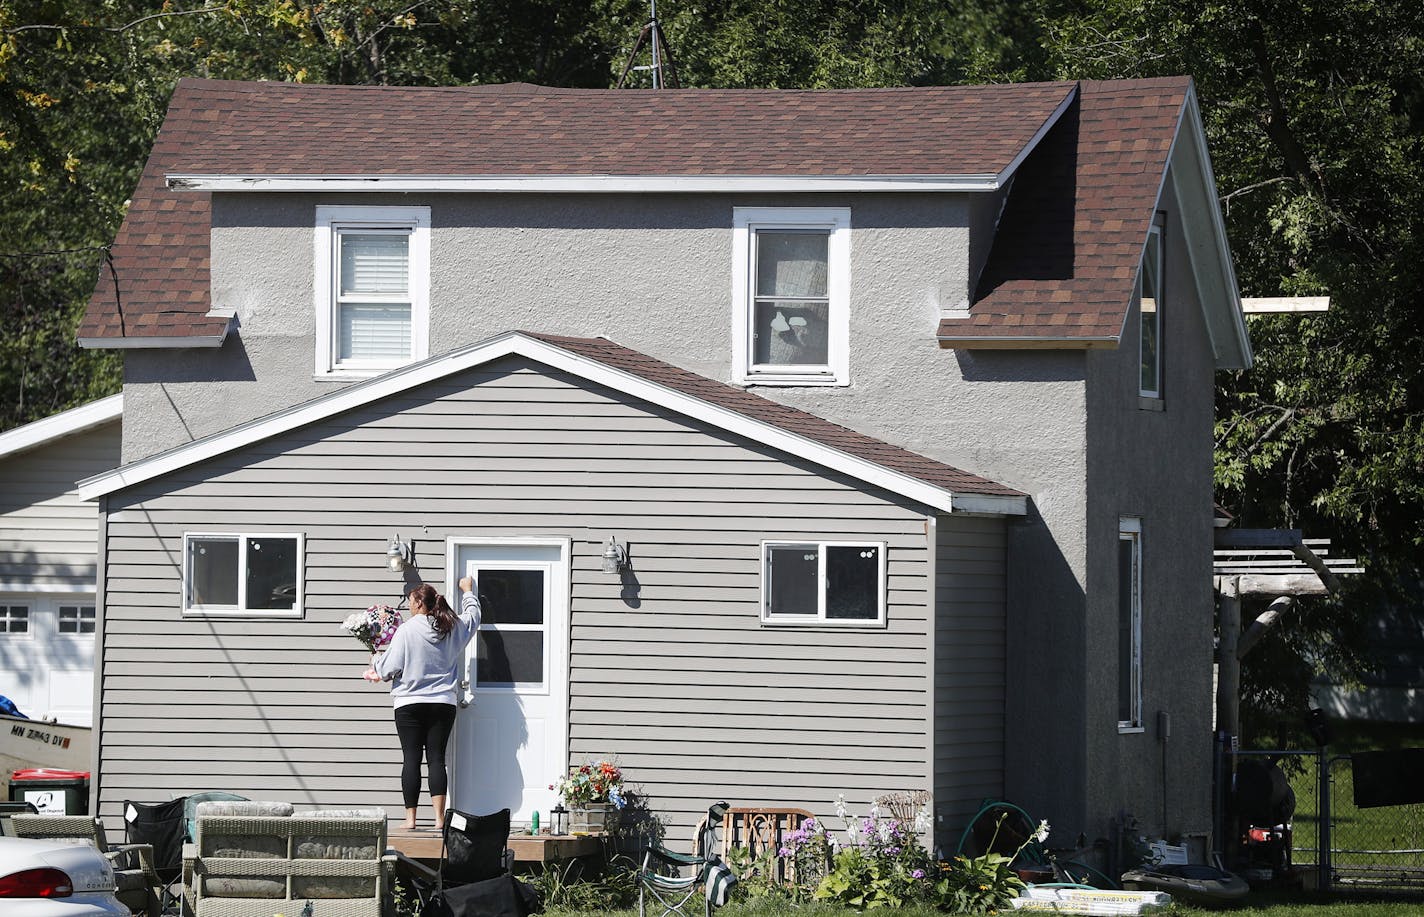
left=97, top=355, right=1014, bottom=843
left=1080, top=172, right=1217, bottom=845
left=0, top=421, right=121, bottom=590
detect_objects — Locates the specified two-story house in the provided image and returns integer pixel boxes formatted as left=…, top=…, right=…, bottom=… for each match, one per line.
left=73, top=77, right=1249, bottom=856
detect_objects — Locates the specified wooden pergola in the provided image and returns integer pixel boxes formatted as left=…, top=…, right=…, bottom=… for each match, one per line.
left=1212, top=528, right=1361, bottom=737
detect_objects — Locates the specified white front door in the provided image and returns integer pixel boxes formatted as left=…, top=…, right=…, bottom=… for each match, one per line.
left=447, top=539, right=569, bottom=825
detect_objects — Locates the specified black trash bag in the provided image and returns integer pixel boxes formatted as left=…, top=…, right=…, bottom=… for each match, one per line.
left=420, top=874, right=541, bottom=917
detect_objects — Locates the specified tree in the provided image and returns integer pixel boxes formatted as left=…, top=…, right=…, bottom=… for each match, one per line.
left=1044, top=0, right=1424, bottom=741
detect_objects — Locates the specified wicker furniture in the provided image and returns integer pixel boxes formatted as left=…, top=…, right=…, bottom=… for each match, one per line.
left=189, top=804, right=392, bottom=917
left=10, top=813, right=162, bottom=915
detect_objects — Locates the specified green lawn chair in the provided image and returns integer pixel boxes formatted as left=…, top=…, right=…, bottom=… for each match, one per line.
left=638, top=802, right=731, bottom=917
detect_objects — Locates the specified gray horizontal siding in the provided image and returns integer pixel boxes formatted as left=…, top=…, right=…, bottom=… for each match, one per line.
left=0, top=422, right=120, bottom=589
left=97, top=358, right=972, bottom=844
left=934, top=514, right=1007, bottom=848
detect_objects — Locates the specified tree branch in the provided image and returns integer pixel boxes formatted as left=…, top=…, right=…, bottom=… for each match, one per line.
left=4, top=5, right=228, bottom=35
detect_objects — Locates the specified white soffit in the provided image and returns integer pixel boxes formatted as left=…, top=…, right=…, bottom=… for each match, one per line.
left=0, top=394, right=122, bottom=461
left=77, top=334, right=1025, bottom=516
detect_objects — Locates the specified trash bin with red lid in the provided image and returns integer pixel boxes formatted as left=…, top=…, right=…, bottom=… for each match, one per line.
left=10, top=767, right=90, bottom=815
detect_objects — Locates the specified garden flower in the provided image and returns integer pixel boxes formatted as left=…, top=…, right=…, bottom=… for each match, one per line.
left=911, top=869, right=925, bottom=879
left=1034, top=820, right=1051, bottom=843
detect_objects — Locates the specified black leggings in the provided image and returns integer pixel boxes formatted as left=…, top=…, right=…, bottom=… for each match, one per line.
left=393, top=703, right=457, bottom=809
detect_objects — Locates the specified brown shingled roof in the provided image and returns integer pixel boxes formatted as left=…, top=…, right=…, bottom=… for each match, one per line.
left=938, top=77, right=1190, bottom=345
left=80, top=78, right=1074, bottom=343
left=525, top=332, right=1023, bottom=499
left=169, top=79, right=1073, bottom=177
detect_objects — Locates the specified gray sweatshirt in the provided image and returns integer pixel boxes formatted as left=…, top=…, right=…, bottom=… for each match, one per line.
left=373, top=591, right=481, bottom=708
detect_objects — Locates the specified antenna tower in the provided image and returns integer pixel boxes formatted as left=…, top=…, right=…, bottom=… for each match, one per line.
left=617, top=0, right=680, bottom=89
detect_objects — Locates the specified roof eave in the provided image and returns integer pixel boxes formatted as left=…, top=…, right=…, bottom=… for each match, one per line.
left=78, top=313, right=234, bottom=350
left=0, top=394, right=122, bottom=460
left=936, top=333, right=1119, bottom=350
left=166, top=174, right=1008, bottom=193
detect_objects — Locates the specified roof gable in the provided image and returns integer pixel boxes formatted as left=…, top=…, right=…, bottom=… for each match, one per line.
left=937, top=78, right=1251, bottom=369
left=79, top=333, right=1025, bottom=515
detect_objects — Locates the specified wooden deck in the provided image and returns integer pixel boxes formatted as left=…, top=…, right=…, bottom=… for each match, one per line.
left=388, top=828, right=604, bottom=863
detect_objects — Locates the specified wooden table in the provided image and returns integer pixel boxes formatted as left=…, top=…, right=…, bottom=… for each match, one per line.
left=388, top=828, right=603, bottom=864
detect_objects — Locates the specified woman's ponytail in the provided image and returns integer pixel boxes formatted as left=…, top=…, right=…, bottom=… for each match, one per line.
left=411, top=583, right=458, bottom=639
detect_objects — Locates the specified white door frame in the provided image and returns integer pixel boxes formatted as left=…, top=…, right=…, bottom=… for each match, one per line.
left=444, top=535, right=571, bottom=819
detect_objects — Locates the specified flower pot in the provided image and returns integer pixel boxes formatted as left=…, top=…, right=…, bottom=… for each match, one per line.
left=569, top=802, right=615, bottom=835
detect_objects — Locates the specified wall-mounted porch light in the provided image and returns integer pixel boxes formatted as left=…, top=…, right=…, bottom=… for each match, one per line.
left=601, top=536, right=628, bottom=575
left=386, top=534, right=414, bottom=573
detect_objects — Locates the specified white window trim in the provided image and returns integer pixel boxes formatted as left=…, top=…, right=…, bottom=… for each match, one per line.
left=1138, top=222, right=1164, bottom=400
left=759, top=540, right=886, bottom=627
left=182, top=532, right=305, bottom=618
left=314, top=205, right=431, bottom=379
left=1118, top=517, right=1144, bottom=733
left=0, top=602, right=34, bottom=639
left=732, top=207, right=851, bottom=386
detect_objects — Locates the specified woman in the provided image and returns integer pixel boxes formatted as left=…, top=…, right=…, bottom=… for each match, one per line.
left=363, top=576, right=480, bottom=830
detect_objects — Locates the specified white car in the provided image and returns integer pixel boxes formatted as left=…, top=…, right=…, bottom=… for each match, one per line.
left=0, top=836, right=130, bottom=916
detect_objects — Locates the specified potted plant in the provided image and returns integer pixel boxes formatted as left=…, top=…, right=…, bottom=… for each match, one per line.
left=550, top=760, right=626, bottom=834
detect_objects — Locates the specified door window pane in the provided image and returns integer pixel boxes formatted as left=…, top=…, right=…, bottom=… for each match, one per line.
left=766, top=544, right=818, bottom=617
left=477, top=631, right=544, bottom=684
left=826, top=545, right=880, bottom=620
left=246, top=537, right=297, bottom=610
left=477, top=570, right=545, bottom=625
left=188, top=538, right=239, bottom=607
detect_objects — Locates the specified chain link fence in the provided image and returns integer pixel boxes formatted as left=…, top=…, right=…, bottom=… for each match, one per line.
left=1232, top=748, right=1424, bottom=893
left=1325, top=754, right=1424, bottom=892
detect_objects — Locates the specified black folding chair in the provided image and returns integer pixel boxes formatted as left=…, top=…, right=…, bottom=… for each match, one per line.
left=124, top=797, right=188, bottom=915
left=401, top=807, right=537, bottom=917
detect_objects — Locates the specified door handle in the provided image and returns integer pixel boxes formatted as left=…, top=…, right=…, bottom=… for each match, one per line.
left=458, top=679, right=472, bottom=708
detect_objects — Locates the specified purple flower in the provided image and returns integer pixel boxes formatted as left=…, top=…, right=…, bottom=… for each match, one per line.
left=912, top=869, right=925, bottom=879
left=779, top=846, right=792, bottom=856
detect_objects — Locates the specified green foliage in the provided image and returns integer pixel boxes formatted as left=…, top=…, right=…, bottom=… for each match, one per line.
left=390, top=878, right=421, bottom=917
left=925, top=853, right=1023, bottom=914
left=528, top=853, right=639, bottom=912
left=1045, top=0, right=1424, bottom=740
left=726, top=844, right=786, bottom=901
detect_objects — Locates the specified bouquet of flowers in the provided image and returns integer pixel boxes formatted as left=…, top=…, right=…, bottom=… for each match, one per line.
left=342, top=603, right=402, bottom=653
left=551, top=759, right=627, bottom=809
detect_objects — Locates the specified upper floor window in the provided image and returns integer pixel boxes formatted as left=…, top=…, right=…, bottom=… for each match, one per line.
left=184, top=533, right=304, bottom=618
left=1138, top=220, right=1164, bottom=399
left=315, top=205, right=430, bottom=378
left=732, top=207, right=850, bottom=386
left=1118, top=517, right=1144, bottom=731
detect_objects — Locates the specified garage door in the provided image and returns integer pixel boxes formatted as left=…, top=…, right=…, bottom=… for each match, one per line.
left=0, top=595, right=96, bottom=726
